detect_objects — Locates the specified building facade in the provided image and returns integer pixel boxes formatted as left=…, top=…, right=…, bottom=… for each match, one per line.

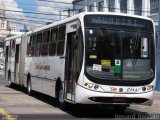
left=0, top=0, right=8, bottom=60
left=8, top=25, right=17, bottom=32
left=73, top=0, right=150, bottom=17
left=72, top=0, right=160, bottom=91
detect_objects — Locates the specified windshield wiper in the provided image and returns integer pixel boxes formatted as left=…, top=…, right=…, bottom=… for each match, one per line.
left=100, top=26, right=117, bottom=57
left=132, top=29, right=141, bottom=69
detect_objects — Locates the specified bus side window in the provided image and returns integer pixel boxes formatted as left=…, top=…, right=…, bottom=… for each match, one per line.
left=41, top=30, right=50, bottom=56
left=33, top=34, right=37, bottom=45
left=57, top=25, right=66, bottom=56
left=35, top=33, right=42, bottom=57
left=11, top=40, right=15, bottom=57
left=37, top=33, right=42, bottom=44
left=9, top=41, right=12, bottom=57
left=49, top=43, right=56, bottom=56
left=50, top=28, right=57, bottom=42
left=43, top=29, right=50, bottom=43
left=27, top=36, right=32, bottom=57
left=31, top=34, right=36, bottom=56
left=31, top=46, right=35, bottom=57
left=49, top=28, right=57, bottom=56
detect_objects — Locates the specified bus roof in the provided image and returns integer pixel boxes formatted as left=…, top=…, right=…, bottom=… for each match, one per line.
left=5, top=34, right=23, bottom=41
left=5, top=12, right=154, bottom=40
left=28, top=12, right=153, bottom=35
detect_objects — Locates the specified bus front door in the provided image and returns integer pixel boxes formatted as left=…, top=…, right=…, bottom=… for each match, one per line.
left=14, top=44, right=19, bottom=83
left=65, top=32, right=77, bottom=101
left=5, top=46, right=9, bottom=78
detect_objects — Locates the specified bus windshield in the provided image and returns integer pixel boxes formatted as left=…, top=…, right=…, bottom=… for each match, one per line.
left=84, top=15, right=154, bottom=83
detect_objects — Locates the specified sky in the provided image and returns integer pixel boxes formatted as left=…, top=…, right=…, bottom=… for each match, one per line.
left=3, top=0, right=73, bottom=31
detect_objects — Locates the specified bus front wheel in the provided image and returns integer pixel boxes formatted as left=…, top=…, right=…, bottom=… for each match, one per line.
left=27, top=77, right=32, bottom=95
left=56, top=84, right=68, bottom=109
left=8, top=71, right=12, bottom=87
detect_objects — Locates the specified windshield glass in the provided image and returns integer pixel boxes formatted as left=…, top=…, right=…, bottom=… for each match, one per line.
left=85, top=28, right=121, bottom=80
left=85, top=27, right=154, bottom=81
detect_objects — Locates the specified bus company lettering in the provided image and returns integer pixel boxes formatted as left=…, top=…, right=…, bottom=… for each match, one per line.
left=127, top=87, right=141, bottom=93
left=110, top=87, right=118, bottom=92
left=35, top=64, right=50, bottom=70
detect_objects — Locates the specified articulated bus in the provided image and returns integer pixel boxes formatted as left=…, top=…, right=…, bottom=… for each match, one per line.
left=4, top=12, right=155, bottom=110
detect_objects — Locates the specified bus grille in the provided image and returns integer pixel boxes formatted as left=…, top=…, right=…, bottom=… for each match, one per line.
left=89, top=97, right=148, bottom=104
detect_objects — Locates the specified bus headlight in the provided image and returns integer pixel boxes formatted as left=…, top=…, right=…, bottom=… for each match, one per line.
left=94, top=85, right=99, bottom=90
left=88, top=83, right=94, bottom=88
left=146, top=85, right=153, bottom=91
left=142, top=87, right=146, bottom=91
left=84, top=83, right=103, bottom=91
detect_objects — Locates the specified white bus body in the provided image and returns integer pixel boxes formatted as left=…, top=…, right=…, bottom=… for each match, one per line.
left=4, top=12, right=156, bottom=109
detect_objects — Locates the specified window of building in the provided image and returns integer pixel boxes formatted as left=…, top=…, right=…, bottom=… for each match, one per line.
left=89, top=4, right=94, bottom=12
left=1, top=21, right=4, bottom=28
left=109, top=0, right=115, bottom=12
left=134, top=0, right=142, bottom=15
left=98, top=1, right=104, bottom=12
left=150, top=0, right=159, bottom=13
left=120, top=0, right=127, bottom=13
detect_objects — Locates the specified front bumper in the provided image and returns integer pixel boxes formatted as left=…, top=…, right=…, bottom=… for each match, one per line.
left=75, top=84, right=153, bottom=106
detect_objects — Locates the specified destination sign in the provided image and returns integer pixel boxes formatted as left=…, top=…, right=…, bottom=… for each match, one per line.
left=84, top=15, right=153, bottom=30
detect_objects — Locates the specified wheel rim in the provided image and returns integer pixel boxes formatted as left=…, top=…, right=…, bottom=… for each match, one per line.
left=28, top=81, right=31, bottom=93
left=8, top=76, right=11, bottom=86
left=59, top=88, right=64, bottom=103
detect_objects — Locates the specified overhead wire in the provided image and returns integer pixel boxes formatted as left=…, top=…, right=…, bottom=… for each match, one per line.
left=6, top=14, right=59, bottom=22
left=0, top=3, right=67, bottom=15
left=6, top=17, right=50, bottom=24
left=0, top=8, right=67, bottom=16
left=2, top=0, right=159, bottom=17
left=2, top=0, right=68, bottom=10
left=2, top=0, right=159, bottom=29
left=8, top=20, right=43, bottom=27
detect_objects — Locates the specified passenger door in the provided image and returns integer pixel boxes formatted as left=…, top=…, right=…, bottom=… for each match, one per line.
left=65, top=32, right=77, bottom=101
left=14, top=44, right=20, bottom=83
left=5, top=46, right=9, bottom=78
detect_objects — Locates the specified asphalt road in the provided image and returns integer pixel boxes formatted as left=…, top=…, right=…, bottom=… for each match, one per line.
left=0, top=70, right=160, bottom=120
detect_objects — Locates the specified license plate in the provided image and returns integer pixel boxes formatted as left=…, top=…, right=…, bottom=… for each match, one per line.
left=113, top=98, right=126, bottom=103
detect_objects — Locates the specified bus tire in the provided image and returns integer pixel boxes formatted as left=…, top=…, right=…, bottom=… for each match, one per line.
left=27, top=76, right=32, bottom=95
left=56, top=82, right=67, bottom=110
left=8, top=71, right=12, bottom=87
